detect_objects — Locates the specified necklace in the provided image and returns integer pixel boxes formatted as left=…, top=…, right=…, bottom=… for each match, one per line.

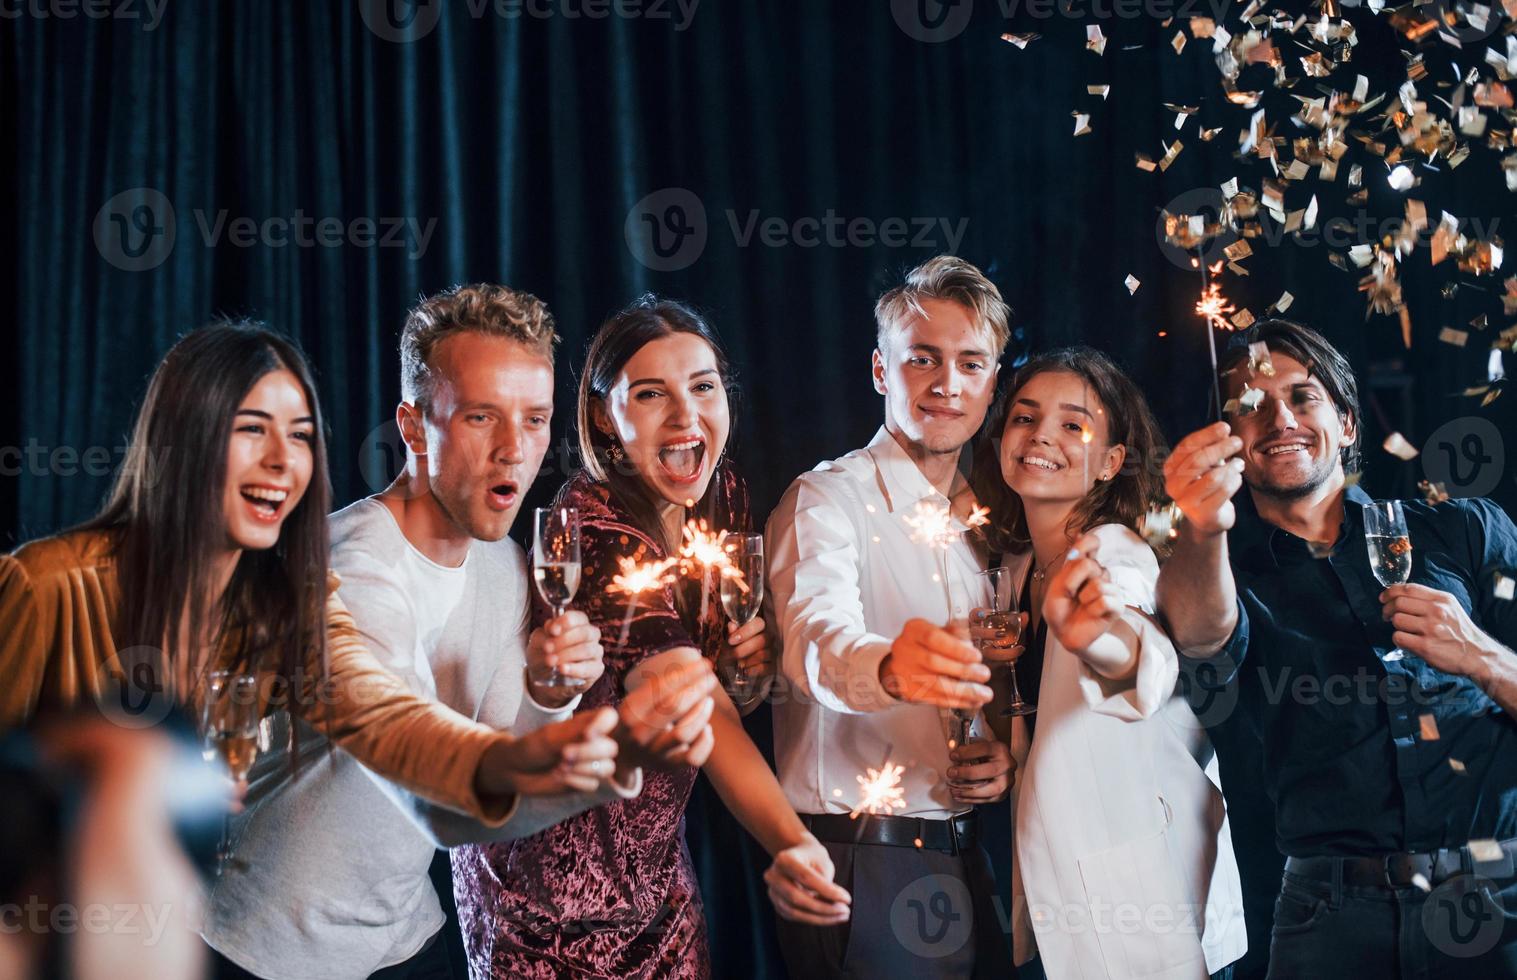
left=1030, top=552, right=1061, bottom=585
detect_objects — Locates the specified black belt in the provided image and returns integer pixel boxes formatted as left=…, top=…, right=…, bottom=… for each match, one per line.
left=801, top=811, right=979, bottom=856
left=1285, top=837, right=1517, bottom=890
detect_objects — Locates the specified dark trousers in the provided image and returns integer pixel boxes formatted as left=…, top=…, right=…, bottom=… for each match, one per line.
left=1267, top=869, right=1517, bottom=979
left=773, top=835, right=1011, bottom=979
left=209, top=931, right=454, bottom=980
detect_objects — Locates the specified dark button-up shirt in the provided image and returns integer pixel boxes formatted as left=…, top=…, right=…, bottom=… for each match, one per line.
left=1181, top=483, right=1517, bottom=858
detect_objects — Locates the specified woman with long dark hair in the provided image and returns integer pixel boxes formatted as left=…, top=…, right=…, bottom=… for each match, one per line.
left=0, top=322, right=619, bottom=817
left=451, top=296, right=851, bottom=978
left=969, top=346, right=1246, bottom=979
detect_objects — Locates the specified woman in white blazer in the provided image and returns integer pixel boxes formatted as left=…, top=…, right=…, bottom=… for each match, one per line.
left=968, top=347, right=1247, bottom=979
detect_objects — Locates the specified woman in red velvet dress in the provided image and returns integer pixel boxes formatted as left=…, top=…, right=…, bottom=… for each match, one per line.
left=451, top=296, right=852, bottom=979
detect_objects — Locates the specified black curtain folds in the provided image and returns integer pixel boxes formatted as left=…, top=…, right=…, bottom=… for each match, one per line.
left=7, top=2, right=1517, bottom=978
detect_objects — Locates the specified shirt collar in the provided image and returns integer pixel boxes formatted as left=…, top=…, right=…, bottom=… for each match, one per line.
left=864, top=426, right=965, bottom=514
left=1232, top=478, right=1374, bottom=567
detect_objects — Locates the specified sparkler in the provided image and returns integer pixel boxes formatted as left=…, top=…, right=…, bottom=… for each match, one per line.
left=678, top=517, right=747, bottom=623
left=903, top=499, right=991, bottom=621
left=850, top=761, right=908, bottom=819
left=606, top=555, right=678, bottom=649
left=1194, top=257, right=1240, bottom=419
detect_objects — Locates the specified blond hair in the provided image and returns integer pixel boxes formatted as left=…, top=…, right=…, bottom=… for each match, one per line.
left=874, top=255, right=1011, bottom=357
left=400, top=283, right=558, bottom=412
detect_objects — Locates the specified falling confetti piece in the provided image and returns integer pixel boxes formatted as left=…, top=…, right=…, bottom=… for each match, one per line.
left=1270, top=291, right=1295, bottom=315
left=1138, top=501, right=1184, bottom=549
left=1389, top=164, right=1416, bottom=191
left=1073, top=113, right=1092, bottom=137
left=1159, top=140, right=1185, bottom=171
left=1087, top=25, right=1107, bottom=56
left=1248, top=341, right=1276, bottom=377
left=1495, top=574, right=1515, bottom=601
left=1383, top=432, right=1420, bottom=460
left=1419, top=480, right=1450, bottom=504
left=1450, top=757, right=1467, bottom=774
left=1088, top=84, right=1110, bottom=99
left=1411, top=872, right=1433, bottom=893
left=1470, top=838, right=1506, bottom=862
left=1419, top=714, right=1441, bottom=741
left=1000, top=32, right=1040, bottom=48
left=1172, top=30, right=1187, bottom=54
left=1125, top=274, right=1140, bottom=295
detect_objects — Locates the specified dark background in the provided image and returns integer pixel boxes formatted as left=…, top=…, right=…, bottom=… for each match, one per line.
left=5, top=1, right=1516, bottom=978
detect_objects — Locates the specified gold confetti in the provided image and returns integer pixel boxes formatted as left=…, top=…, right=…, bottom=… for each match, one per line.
left=1419, top=714, right=1441, bottom=741
left=1000, top=32, right=1040, bottom=48
left=1440, top=327, right=1470, bottom=347
left=1248, top=341, right=1276, bottom=377
left=1383, top=432, right=1419, bottom=460
left=1450, top=757, right=1467, bottom=774
left=1159, top=140, right=1185, bottom=171
left=1125, top=274, right=1140, bottom=295
left=1087, top=25, right=1107, bottom=56
left=1419, top=480, right=1450, bottom=504
left=1470, top=838, right=1505, bottom=862
left=1190, top=16, right=1216, bottom=39
left=1231, top=308, right=1256, bottom=330
left=1138, top=501, right=1184, bottom=549
left=1088, top=84, right=1110, bottom=99
left=1173, top=29, right=1188, bottom=54
left=1073, top=113, right=1092, bottom=137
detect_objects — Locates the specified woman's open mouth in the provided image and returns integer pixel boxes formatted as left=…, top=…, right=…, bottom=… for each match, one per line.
left=240, top=485, right=290, bottom=524
left=658, top=437, right=706, bottom=485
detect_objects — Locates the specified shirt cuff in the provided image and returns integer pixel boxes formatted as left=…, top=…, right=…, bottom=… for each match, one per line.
left=520, top=668, right=582, bottom=718
left=1076, top=614, right=1178, bottom=721
left=847, top=639, right=902, bottom=712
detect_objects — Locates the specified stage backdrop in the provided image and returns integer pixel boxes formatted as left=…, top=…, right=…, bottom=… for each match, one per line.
left=6, top=2, right=1516, bottom=978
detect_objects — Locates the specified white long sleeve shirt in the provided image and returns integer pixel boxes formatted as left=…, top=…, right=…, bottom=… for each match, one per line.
left=204, top=498, right=638, bottom=980
left=767, top=427, right=987, bottom=820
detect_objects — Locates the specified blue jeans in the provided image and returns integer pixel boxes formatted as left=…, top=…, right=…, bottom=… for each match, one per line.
left=1267, top=869, right=1517, bottom=978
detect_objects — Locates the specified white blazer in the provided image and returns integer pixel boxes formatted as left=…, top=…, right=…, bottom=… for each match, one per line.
left=1007, top=524, right=1247, bottom=980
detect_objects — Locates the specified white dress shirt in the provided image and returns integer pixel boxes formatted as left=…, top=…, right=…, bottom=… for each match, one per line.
left=767, top=426, right=988, bottom=820
left=1007, top=524, right=1247, bottom=979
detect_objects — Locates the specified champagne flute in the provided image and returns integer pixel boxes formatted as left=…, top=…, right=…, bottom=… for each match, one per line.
left=532, top=506, right=584, bottom=688
left=971, top=565, right=1034, bottom=717
left=717, top=533, right=765, bottom=700
left=205, top=671, right=260, bottom=873
left=1364, top=500, right=1413, bottom=662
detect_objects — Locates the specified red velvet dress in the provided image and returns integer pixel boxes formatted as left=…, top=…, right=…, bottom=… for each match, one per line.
left=451, top=467, right=749, bottom=979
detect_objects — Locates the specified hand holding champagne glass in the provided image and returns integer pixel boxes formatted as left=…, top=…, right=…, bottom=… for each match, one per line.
left=204, top=670, right=260, bottom=872
left=532, top=506, right=584, bottom=688
left=970, top=565, right=1032, bottom=717
left=1364, top=500, right=1413, bottom=662
left=717, top=532, right=766, bottom=700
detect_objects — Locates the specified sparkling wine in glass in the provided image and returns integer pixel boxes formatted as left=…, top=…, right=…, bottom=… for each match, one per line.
left=532, top=506, right=584, bottom=688
left=717, top=533, right=765, bottom=701
left=205, top=671, right=260, bottom=873
left=1364, top=500, right=1413, bottom=662
left=971, top=565, right=1034, bottom=718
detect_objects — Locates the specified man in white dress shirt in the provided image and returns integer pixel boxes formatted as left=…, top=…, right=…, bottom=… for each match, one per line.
left=767, top=256, right=1017, bottom=978
left=204, top=285, right=717, bottom=980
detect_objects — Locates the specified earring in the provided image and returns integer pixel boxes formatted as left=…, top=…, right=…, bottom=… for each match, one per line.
left=606, top=441, right=624, bottom=463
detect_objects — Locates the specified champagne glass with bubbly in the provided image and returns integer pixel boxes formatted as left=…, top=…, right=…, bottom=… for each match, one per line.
left=532, top=506, right=584, bottom=688
left=971, top=565, right=1033, bottom=717
left=1364, top=500, right=1413, bottom=662
left=205, top=670, right=260, bottom=873
left=718, top=533, right=765, bottom=700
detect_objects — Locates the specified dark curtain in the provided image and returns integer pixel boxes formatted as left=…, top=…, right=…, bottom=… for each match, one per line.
left=7, top=2, right=1517, bottom=978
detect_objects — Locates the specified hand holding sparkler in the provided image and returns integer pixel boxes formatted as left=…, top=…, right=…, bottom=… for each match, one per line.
left=879, top=619, right=992, bottom=711
left=1162, top=422, right=1246, bottom=538
left=763, top=833, right=852, bottom=926
left=621, top=649, right=719, bottom=770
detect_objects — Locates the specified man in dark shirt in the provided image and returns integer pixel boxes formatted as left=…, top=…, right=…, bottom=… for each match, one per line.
left=1157, top=318, right=1517, bottom=977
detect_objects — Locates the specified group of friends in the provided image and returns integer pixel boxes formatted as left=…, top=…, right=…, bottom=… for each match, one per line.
left=2, top=254, right=1516, bottom=980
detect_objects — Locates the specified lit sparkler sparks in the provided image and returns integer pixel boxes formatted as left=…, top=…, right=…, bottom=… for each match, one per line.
left=1196, top=280, right=1238, bottom=332
left=678, top=518, right=748, bottom=621
left=850, top=761, right=908, bottom=819
left=606, top=555, right=677, bottom=648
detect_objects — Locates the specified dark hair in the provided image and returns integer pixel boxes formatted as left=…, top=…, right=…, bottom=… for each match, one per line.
left=1217, top=318, right=1362, bottom=475
left=79, top=322, right=331, bottom=710
left=574, top=295, right=738, bottom=549
left=970, top=347, right=1167, bottom=556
